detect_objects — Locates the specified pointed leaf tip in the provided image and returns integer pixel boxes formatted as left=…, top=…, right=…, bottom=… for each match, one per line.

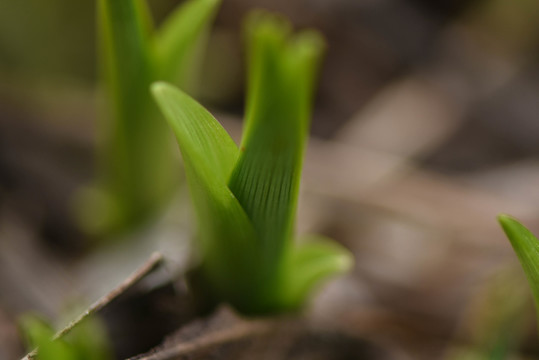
left=150, top=81, right=238, bottom=184
left=154, top=0, right=222, bottom=82
left=498, top=214, right=539, bottom=325
left=228, top=13, right=326, bottom=266
left=498, top=214, right=538, bottom=250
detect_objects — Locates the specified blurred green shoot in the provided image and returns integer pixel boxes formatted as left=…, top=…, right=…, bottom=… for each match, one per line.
left=19, top=314, right=113, bottom=360
left=444, top=269, right=531, bottom=360
left=498, top=214, right=539, bottom=328
left=76, top=0, right=220, bottom=236
left=151, top=12, right=353, bottom=314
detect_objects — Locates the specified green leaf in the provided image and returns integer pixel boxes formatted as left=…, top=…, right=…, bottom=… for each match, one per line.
left=228, top=12, right=325, bottom=275
left=150, top=82, right=237, bottom=182
left=92, top=0, right=223, bottom=234
left=279, top=236, right=353, bottom=309
left=19, top=315, right=113, bottom=360
left=96, top=0, right=172, bottom=234
left=154, top=0, right=221, bottom=85
left=87, top=0, right=222, bottom=236
left=98, top=0, right=154, bottom=129
left=19, top=315, right=76, bottom=360
left=151, top=14, right=352, bottom=315
left=151, top=82, right=259, bottom=304
left=67, top=318, right=113, bottom=360
left=498, top=214, right=539, bottom=323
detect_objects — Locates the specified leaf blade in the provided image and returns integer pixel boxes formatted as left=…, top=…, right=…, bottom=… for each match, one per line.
left=498, top=214, right=539, bottom=320
left=151, top=82, right=237, bottom=183
left=98, top=0, right=154, bottom=126
left=279, top=236, right=353, bottom=309
left=228, top=13, right=325, bottom=272
left=154, top=0, right=221, bottom=85
left=151, top=82, right=260, bottom=304
left=95, top=0, right=174, bottom=233
left=19, top=314, right=113, bottom=360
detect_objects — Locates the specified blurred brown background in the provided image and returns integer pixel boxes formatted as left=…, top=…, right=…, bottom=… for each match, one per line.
left=2, top=0, right=539, bottom=359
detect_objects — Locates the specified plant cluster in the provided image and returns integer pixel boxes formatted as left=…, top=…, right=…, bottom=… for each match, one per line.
left=152, top=12, right=352, bottom=314
left=23, top=5, right=354, bottom=359
left=77, top=0, right=220, bottom=235
left=21, top=0, right=539, bottom=358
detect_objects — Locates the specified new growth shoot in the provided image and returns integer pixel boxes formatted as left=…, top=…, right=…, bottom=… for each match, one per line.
left=152, top=12, right=353, bottom=314
left=77, top=0, right=220, bottom=236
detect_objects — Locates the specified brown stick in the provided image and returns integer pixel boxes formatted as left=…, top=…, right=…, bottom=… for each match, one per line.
left=127, top=320, right=272, bottom=360
left=21, top=252, right=165, bottom=360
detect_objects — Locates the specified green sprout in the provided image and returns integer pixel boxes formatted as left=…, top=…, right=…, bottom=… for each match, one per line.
left=445, top=269, right=530, bottom=360
left=19, top=314, right=113, bottom=360
left=151, top=12, right=353, bottom=314
left=77, top=0, right=220, bottom=235
left=498, top=214, right=539, bottom=327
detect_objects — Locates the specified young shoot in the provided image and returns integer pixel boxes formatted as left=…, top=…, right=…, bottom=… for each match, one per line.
left=77, top=0, right=220, bottom=236
left=151, top=12, right=353, bottom=314
left=19, top=314, right=112, bottom=360
left=498, top=214, right=539, bottom=328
